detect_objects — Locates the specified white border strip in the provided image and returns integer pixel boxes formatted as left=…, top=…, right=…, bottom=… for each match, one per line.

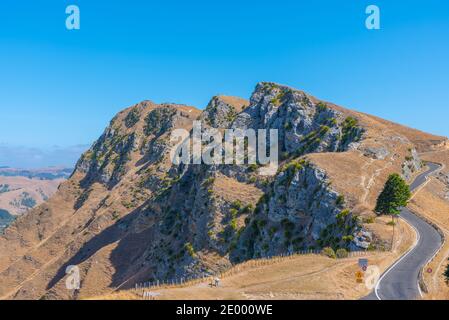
left=374, top=216, right=421, bottom=300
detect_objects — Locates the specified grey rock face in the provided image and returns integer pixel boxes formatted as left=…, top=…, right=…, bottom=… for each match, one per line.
left=73, top=82, right=366, bottom=281
left=200, top=96, right=239, bottom=128
left=232, top=82, right=364, bottom=157
left=353, top=230, right=373, bottom=249
left=437, top=172, right=449, bottom=185
left=231, top=161, right=358, bottom=262
left=75, top=104, right=191, bottom=189
left=401, top=148, right=422, bottom=181
left=75, top=126, right=137, bottom=188
left=363, top=147, right=390, bottom=160
left=133, top=82, right=366, bottom=277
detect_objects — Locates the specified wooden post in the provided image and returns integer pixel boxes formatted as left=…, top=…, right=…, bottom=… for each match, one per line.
left=392, top=214, right=396, bottom=251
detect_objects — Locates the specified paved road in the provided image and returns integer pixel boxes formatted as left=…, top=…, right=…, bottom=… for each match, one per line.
left=364, top=163, right=443, bottom=300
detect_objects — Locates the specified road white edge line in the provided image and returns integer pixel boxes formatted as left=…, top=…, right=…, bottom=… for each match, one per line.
left=374, top=216, right=421, bottom=300
left=374, top=163, right=441, bottom=300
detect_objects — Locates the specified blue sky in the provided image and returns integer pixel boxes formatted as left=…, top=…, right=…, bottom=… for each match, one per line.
left=0, top=0, right=448, bottom=168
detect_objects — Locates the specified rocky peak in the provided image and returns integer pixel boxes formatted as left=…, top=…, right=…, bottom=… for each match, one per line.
left=75, top=102, right=200, bottom=188
left=2, top=82, right=443, bottom=300
left=233, top=82, right=364, bottom=156
left=200, top=95, right=248, bottom=128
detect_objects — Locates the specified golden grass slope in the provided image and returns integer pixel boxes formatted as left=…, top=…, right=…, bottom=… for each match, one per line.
left=307, top=101, right=446, bottom=215
left=0, top=102, right=201, bottom=300
left=98, top=215, right=416, bottom=300
left=0, top=86, right=447, bottom=300
left=408, top=150, right=449, bottom=299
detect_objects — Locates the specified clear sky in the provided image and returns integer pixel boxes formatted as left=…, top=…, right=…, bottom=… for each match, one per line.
left=0, top=0, right=448, bottom=167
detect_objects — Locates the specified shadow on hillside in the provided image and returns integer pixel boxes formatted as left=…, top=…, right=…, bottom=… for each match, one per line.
left=46, top=204, right=157, bottom=291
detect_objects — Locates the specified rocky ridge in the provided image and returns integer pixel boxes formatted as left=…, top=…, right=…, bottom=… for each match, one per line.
left=0, top=82, right=446, bottom=299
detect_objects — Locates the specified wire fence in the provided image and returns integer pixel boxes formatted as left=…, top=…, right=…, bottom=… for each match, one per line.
left=132, top=249, right=375, bottom=295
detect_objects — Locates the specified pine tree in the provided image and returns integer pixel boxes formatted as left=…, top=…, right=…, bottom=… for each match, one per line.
left=444, top=262, right=449, bottom=284
left=375, top=173, right=411, bottom=216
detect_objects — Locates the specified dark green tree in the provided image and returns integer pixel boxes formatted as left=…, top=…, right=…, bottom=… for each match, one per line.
left=375, top=173, right=411, bottom=244
left=444, top=261, right=449, bottom=284
left=375, top=173, right=411, bottom=216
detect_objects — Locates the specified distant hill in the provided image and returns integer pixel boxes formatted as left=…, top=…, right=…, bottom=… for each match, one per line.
left=0, top=167, right=73, bottom=180
left=0, top=209, right=14, bottom=234
left=0, top=167, right=69, bottom=219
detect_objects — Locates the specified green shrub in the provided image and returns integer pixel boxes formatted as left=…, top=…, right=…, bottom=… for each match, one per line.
left=343, top=116, right=358, bottom=128
left=143, top=108, right=176, bottom=136
left=322, top=247, right=336, bottom=259
left=248, top=164, right=258, bottom=172
left=230, top=218, right=238, bottom=231
left=284, top=122, right=292, bottom=130
left=364, top=216, right=375, bottom=224
left=184, top=242, right=195, bottom=257
left=203, top=177, right=215, bottom=186
left=336, top=209, right=350, bottom=222
left=316, top=102, right=328, bottom=112
left=336, top=195, right=345, bottom=207
left=327, top=118, right=337, bottom=126
left=281, top=159, right=305, bottom=173
left=241, top=204, right=254, bottom=214
left=231, top=200, right=243, bottom=210
left=319, top=125, right=330, bottom=134
left=124, top=108, right=140, bottom=128
left=111, top=211, right=120, bottom=220
left=336, top=248, right=349, bottom=258
left=281, top=218, right=295, bottom=230
left=444, top=261, right=449, bottom=284
left=257, top=219, right=268, bottom=228
left=340, top=116, right=360, bottom=146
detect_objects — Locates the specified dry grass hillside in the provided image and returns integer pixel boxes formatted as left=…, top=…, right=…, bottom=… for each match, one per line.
left=0, top=101, right=201, bottom=300
left=217, top=95, right=249, bottom=112
left=408, top=150, right=449, bottom=299
left=101, top=215, right=415, bottom=300
left=0, top=83, right=447, bottom=300
left=307, top=98, right=446, bottom=216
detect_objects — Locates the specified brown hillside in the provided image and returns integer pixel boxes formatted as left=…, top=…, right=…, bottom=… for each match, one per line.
left=0, top=83, right=447, bottom=300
